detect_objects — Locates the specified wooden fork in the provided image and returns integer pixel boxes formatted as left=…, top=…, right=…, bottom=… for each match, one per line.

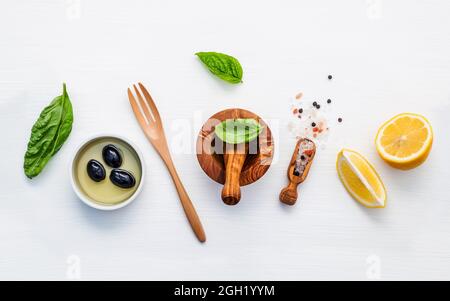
left=128, top=82, right=206, bottom=243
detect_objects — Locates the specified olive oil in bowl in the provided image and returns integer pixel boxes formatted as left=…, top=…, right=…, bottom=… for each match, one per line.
left=71, top=135, right=144, bottom=210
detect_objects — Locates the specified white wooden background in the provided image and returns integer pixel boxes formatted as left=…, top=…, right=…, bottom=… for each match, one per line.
left=0, top=0, right=449, bottom=280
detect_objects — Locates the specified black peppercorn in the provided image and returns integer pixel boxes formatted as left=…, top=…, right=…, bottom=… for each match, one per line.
left=311, top=122, right=316, bottom=127
left=327, top=99, right=331, bottom=104
left=338, top=118, right=343, bottom=123
left=328, top=75, right=332, bottom=80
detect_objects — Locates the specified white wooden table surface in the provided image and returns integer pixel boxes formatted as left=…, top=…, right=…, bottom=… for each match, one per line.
left=0, top=0, right=449, bottom=280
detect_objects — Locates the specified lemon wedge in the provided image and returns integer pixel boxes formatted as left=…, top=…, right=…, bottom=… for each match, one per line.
left=375, top=113, right=433, bottom=170
left=336, top=149, right=387, bottom=208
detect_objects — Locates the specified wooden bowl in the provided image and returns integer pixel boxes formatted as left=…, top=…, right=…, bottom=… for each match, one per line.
left=196, top=108, right=274, bottom=203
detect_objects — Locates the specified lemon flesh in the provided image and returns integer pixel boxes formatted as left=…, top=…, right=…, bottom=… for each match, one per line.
left=337, top=149, right=387, bottom=208
left=375, top=113, right=433, bottom=170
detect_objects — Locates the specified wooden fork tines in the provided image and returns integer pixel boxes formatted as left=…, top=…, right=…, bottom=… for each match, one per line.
left=128, top=82, right=206, bottom=243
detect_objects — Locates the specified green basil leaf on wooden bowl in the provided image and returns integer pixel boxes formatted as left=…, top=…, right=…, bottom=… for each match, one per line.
left=23, top=83, right=74, bottom=179
left=195, top=52, right=243, bottom=84
left=215, top=118, right=262, bottom=144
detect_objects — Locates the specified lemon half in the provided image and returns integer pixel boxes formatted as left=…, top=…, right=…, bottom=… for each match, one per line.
left=375, top=113, right=433, bottom=170
left=337, top=149, right=387, bottom=208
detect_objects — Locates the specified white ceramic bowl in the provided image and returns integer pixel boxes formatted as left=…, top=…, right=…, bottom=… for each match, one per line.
left=70, top=134, right=145, bottom=210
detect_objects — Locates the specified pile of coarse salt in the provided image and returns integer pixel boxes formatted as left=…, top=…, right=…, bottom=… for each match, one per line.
left=287, top=92, right=341, bottom=148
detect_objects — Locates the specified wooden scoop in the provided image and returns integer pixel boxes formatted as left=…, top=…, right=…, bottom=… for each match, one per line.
left=279, top=138, right=316, bottom=206
left=221, top=142, right=248, bottom=205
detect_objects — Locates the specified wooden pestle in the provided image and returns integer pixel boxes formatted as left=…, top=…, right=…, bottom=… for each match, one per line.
left=279, top=138, right=316, bottom=205
left=221, top=141, right=249, bottom=205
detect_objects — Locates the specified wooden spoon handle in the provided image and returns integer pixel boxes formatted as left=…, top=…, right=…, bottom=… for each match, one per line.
left=279, top=181, right=299, bottom=205
left=221, top=152, right=246, bottom=205
left=165, top=160, right=206, bottom=242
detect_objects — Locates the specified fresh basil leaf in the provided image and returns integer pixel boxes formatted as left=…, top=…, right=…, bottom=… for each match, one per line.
left=215, top=118, right=262, bottom=144
left=24, top=83, right=74, bottom=178
left=52, top=84, right=73, bottom=154
left=195, top=52, right=243, bottom=84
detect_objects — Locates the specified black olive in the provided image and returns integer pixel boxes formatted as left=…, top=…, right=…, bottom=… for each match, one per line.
left=86, top=159, right=106, bottom=182
left=110, top=169, right=136, bottom=189
left=102, top=144, right=122, bottom=168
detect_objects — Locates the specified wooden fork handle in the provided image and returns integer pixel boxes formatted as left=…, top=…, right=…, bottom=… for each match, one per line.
left=165, top=160, right=206, bottom=243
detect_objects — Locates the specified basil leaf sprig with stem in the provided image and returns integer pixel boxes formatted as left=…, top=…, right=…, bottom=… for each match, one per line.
left=195, top=52, right=243, bottom=84
left=23, top=83, right=74, bottom=178
left=214, top=118, right=263, bottom=145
